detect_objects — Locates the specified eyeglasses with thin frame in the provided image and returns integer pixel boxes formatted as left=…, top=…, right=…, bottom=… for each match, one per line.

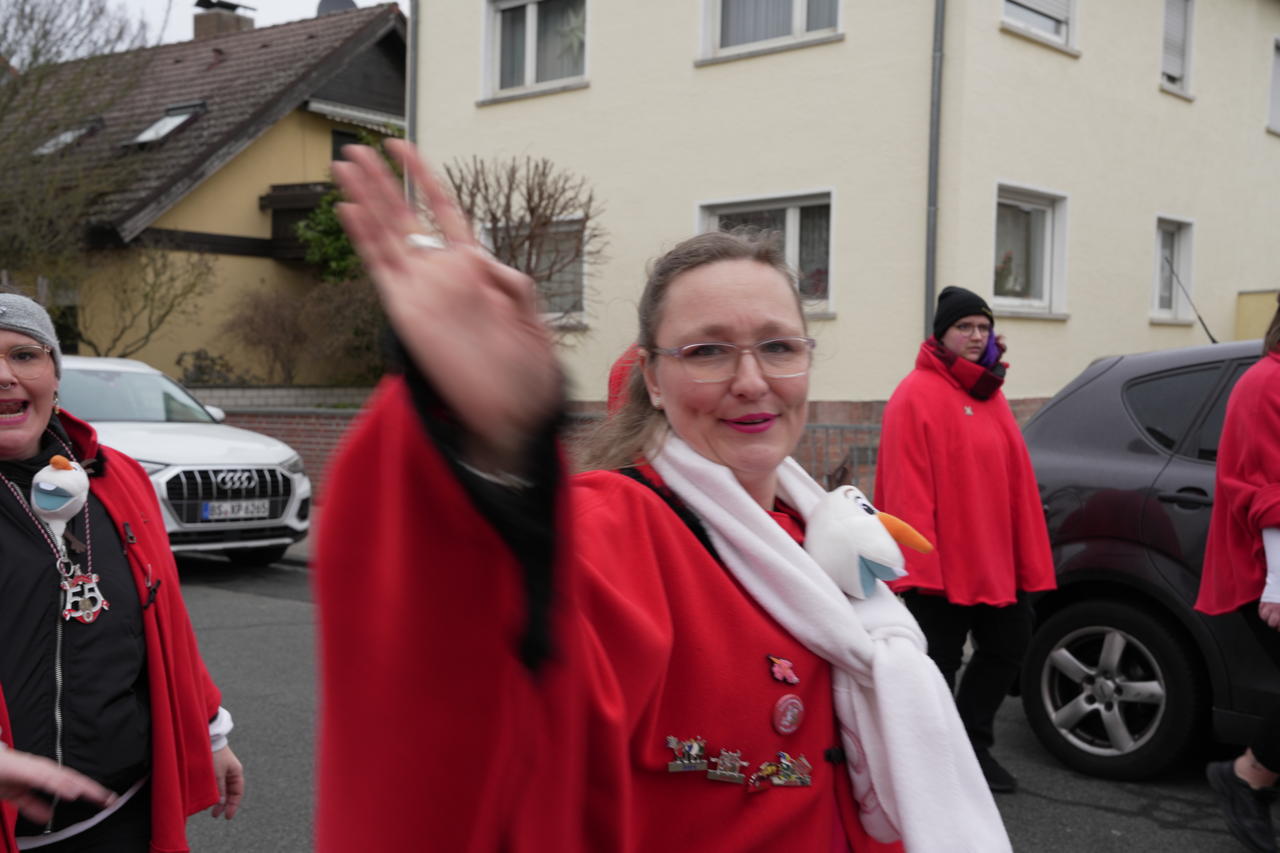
left=0, top=345, right=53, bottom=381
left=952, top=322, right=992, bottom=337
left=650, top=337, right=816, bottom=384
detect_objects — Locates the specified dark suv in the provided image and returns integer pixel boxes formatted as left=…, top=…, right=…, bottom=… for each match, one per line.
left=1019, top=339, right=1276, bottom=780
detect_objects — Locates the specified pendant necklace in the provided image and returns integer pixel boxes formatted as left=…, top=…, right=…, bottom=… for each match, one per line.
left=0, top=435, right=108, bottom=624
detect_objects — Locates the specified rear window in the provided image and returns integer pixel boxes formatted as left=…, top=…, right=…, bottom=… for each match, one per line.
left=1189, top=359, right=1259, bottom=462
left=1123, top=365, right=1221, bottom=453
left=60, top=368, right=213, bottom=423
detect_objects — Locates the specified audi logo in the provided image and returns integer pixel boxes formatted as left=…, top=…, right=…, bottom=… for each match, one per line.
left=215, top=470, right=259, bottom=491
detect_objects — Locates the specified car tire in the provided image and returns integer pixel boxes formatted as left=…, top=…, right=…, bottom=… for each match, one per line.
left=225, top=545, right=289, bottom=567
left=1020, top=600, right=1206, bottom=780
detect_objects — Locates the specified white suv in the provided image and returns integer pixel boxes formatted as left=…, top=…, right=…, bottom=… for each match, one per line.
left=58, top=356, right=311, bottom=566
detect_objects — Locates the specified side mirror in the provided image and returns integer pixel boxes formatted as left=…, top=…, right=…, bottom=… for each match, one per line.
left=205, top=404, right=226, bottom=423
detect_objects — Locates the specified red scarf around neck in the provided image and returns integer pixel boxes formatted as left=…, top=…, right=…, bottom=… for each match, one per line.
left=922, top=338, right=1007, bottom=400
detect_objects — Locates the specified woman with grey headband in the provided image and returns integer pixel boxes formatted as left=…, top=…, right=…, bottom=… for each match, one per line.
left=0, top=293, right=243, bottom=852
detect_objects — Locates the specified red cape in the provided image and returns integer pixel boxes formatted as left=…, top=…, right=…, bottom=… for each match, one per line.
left=875, top=343, right=1056, bottom=605
left=1196, top=351, right=1280, bottom=614
left=314, top=378, right=901, bottom=852
left=1, top=413, right=221, bottom=853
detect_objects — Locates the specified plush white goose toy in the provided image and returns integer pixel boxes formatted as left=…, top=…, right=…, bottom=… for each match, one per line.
left=31, top=454, right=90, bottom=541
left=804, top=485, right=934, bottom=599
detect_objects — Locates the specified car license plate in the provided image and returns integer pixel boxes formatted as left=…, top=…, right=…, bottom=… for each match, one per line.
left=201, top=500, right=270, bottom=521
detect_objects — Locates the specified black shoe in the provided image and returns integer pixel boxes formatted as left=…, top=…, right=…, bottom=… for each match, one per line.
left=1206, top=760, right=1278, bottom=853
left=975, top=749, right=1017, bottom=793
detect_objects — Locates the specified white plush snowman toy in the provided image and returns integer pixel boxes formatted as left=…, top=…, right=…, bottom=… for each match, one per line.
left=804, top=485, right=934, bottom=599
left=31, top=454, right=109, bottom=624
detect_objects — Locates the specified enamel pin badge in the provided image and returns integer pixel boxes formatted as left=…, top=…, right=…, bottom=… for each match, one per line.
left=767, top=655, right=799, bottom=684
left=707, top=749, right=748, bottom=784
left=665, top=735, right=708, bottom=772
left=748, top=752, right=813, bottom=790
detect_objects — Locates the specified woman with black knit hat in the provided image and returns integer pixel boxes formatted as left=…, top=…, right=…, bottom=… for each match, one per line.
left=874, top=285, right=1056, bottom=794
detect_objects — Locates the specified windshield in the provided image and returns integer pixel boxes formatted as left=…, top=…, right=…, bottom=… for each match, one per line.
left=59, top=368, right=215, bottom=423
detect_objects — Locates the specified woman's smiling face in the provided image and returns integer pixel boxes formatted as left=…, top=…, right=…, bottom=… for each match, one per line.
left=644, top=258, right=809, bottom=508
left=0, top=330, right=57, bottom=461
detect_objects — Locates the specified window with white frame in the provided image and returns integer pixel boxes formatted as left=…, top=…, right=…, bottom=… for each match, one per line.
left=1153, top=219, right=1192, bottom=319
left=1002, top=0, right=1071, bottom=44
left=485, top=221, right=586, bottom=317
left=704, top=194, right=832, bottom=309
left=1270, top=39, right=1280, bottom=131
left=130, top=102, right=204, bottom=148
left=534, top=224, right=585, bottom=316
left=712, top=0, right=838, bottom=53
left=1162, top=0, right=1191, bottom=90
left=33, top=119, right=102, bottom=156
left=993, top=186, right=1065, bottom=313
left=490, top=0, right=585, bottom=94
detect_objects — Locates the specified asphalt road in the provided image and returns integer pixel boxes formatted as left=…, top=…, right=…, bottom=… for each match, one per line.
left=177, top=556, right=316, bottom=853
left=173, top=554, right=1253, bottom=852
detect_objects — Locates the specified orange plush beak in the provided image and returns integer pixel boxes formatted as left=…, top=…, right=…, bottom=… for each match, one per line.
left=877, top=511, right=934, bottom=554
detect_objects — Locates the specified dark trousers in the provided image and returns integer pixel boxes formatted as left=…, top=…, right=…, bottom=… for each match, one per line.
left=1240, top=604, right=1280, bottom=771
left=902, top=590, right=1033, bottom=753
left=26, top=781, right=151, bottom=853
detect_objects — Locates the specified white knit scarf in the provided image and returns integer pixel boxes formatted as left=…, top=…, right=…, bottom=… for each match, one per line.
left=650, top=435, right=1011, bottom=852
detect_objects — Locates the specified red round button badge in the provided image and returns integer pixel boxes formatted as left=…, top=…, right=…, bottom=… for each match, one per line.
left=772, top=694, right=804, bottom=735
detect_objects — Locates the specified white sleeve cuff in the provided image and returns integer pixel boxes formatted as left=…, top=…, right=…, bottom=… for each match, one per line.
left=1261, top=528, right=1280, bottom=604
left=209, top=706, right=233, bottom=753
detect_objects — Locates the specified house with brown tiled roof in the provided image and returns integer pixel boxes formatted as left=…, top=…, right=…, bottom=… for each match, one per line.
left=5, top=1, right=405, bottom=381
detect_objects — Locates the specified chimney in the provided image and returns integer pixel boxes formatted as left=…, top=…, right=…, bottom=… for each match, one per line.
left=194, top=0, right=255, bottom=40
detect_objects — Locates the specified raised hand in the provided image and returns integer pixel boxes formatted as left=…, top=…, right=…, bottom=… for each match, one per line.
left=0, top=745, right=116, bottom=824
left=331, top=140, right=562, bottom=473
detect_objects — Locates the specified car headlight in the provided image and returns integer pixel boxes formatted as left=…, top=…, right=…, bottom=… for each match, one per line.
left=135, top=460, right=167, bottom=475
left=282, top=454, right=305, bottom=475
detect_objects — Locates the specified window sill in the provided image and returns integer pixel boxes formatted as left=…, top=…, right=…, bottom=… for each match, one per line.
left=998, top=21, right=1081, bottom=58
left=695, top=32, right=844, bottom=68
left=1159, top=82, right=1195, bottom=102
left=1149, top=316, right=1194, bottom=327
left=804, top=309, right=836, bottom=321
left=543, top=313, right=589, bottom=332
left=993, top=308, right=1070, bottom=321
left=477, top=79, right=589, bottom=107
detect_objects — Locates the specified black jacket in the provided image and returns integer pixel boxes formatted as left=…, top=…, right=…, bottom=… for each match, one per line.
left=0, top=423, right=150, bottom=832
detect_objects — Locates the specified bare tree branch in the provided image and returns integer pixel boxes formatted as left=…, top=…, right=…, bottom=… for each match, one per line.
left=76, top=250, right=215, bottom=358
left=442, top=155, right=607, bottom=321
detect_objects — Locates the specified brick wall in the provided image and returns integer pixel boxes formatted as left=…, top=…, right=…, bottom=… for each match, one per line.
left=193, top=386, right=373, bottom=409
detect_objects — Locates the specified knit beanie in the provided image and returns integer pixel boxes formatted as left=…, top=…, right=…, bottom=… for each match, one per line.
left=932, top=286, right=994, bottom=341
left=0, top=293, right=62, bottom=377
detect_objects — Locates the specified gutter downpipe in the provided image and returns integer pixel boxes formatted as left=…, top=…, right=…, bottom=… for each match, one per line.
left=924, top=0, right=946, bottom=338
left=406, top=0, right=420, bottom=147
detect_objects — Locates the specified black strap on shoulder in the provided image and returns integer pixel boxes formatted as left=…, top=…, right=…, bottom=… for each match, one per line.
left=617, top=467, right=721, bottom=563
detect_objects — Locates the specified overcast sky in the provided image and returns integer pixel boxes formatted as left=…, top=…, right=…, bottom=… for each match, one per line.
left=116, top=0, right=407, bottom=45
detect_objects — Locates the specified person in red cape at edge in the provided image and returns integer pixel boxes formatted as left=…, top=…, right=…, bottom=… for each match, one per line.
left=0, top=294, right=244, bottom=853
left=314, top=140, right=1013, bottom=852
left=875, top=286, right=1056, bottom=795
left=1196, top=295, right=1280, bottom=853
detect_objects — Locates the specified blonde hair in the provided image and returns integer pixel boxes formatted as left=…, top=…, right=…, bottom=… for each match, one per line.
left=579, top=229, right=801, bottom=471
